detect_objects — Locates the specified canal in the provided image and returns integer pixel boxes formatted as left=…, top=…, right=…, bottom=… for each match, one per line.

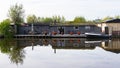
left=0, top=38, right=120, bottom=68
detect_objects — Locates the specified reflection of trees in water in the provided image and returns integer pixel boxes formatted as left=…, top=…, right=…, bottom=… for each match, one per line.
left=0, top=39, right=11, bottom=53
left=1, top=38, right=120, bottom=65
left=9, top=45, right=25, bottom=65
left=0, top=39, right=25, bottom=65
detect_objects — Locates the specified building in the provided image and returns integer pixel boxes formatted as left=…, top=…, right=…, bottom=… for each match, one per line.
left=17, top=23, right=50, bottom=35
left=97, top=19, right=120, bottom=37
left=16, top=23, right=101, bottom=37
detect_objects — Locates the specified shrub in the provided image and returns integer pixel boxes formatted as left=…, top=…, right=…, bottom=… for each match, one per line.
left=0, top=19, right=14, bottom=38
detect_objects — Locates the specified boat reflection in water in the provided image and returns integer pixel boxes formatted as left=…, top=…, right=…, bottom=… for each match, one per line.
left=51, top=38, right=101, bottom=53
left=0, top=38, right=120, bottom=65
left=5, top=38, right=120, bottom=54
left=51, top=38, right=120, bottom=54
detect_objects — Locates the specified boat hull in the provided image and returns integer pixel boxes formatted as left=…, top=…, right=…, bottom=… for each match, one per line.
left=86, top=34, right=111, bottom=38
left=85, top=33, right=111, bottom=38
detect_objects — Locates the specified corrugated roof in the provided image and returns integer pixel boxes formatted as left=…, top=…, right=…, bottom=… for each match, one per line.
left=105, top=19, right=120, bottom=23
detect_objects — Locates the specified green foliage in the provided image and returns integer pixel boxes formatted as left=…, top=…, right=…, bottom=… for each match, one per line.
left=0, top=39, right=25, bottom=65
left=114, top=15, right=120, bottom=19
left=7, top=4, right=120, bottom=24
left=35, top=17, right=53, bottom=23
left=92, top=19, right=102, bottom=23
left=52, top=16, right=65, bottom=23
left=26, top=15, right=65, bottom=23
left=73, top=16, right=86, bottom=23
left=0, top=39, right=12, bottom=53
left=9, top=45, right=25, bottom=65
left=0, top=19, right=14, bottom=38
left=27, top=14, right=38, bottom=23
left=42, top=17, right=53, bottom=23
left=8, top=3, right=24, bottom=24
left=102, top=16, right=113, bottom=22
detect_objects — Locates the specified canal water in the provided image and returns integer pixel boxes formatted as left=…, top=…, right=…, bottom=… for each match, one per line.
left=0, top=38, right=120, bottom=68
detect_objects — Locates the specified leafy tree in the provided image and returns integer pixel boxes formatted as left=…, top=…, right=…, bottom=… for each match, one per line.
left=35, top=17, right=53, bottom=23
left=42, top=17, right=53, bottom=23
left=27, top=14, right=38, bottom=23
left=27, top=15, right=65, bottom=23
left=114, top=15, right=120, bottom=19
left=0, top=19, right=14, bottom=38
left=8, top=4, right=24, bottom=24
left=52, top=16, right=65, bottom=23
left=73, top=16, right=86, bottom=23
left=92, top=19, right=102, bottom=23
left=102, top=16, right=113, bottom=22
left=37, top=17, right=42, bottom=22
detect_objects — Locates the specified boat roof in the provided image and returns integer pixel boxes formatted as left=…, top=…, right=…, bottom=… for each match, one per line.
left=105, top=19, right=120, bottom=23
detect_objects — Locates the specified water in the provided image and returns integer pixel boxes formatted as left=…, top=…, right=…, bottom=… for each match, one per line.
left=0, top=38, right=120, bottom=68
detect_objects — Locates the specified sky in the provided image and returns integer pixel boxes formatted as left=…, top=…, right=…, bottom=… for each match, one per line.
left=0, top=0, right=120, bottom=21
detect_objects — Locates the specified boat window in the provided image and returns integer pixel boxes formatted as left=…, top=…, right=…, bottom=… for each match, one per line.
left=74, top=26, right=79, bottom=30
left=85, top=26, right=90, bottom=30
left=57, top=27, right=64, bottom=30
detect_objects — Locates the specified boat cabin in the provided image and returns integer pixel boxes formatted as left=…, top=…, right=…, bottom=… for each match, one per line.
left=16, top=23, right=102, bottom=36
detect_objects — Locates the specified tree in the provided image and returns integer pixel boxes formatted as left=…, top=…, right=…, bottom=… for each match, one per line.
left=42, top=17, right=53, bottom=23
left=37, top=17, right=42, bottom=22
left=114, top=15, right=120, bottom=19
left=0, top=19, right=14, bottom=38
left=73, top=16, right=86, bottom=23
left=52, top=16, right=65, bottom=23
left=27, top=14, right=38, bottom=23
left=37, top=17, right=53, bottom=23
left=102, top=16, right=113, bottom=22
left=92, top=19, right=102, bottom=23
left=8, top=4, right=24, bottom=24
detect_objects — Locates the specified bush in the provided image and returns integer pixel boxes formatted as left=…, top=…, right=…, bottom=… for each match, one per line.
left=0, top=19, right=14, bottom=38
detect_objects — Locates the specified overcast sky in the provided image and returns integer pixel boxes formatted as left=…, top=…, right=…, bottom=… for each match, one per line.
left=0, top=0, right=120, bottom=21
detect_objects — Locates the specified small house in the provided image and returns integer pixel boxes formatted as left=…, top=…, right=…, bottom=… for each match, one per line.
left=98, top=19, right=120, bottom=36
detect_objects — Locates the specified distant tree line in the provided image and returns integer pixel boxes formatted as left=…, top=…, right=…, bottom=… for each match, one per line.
left=1, top=3, right=120, bottom=38
left=26, top=15, right=65, bottom=23
left=6, top=3, right=120, bottom=24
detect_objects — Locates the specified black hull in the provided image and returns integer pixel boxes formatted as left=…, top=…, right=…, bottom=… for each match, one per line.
left=86, top=35, right=111, bottom=39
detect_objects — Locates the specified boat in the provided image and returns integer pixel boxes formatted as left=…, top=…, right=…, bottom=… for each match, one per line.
left=85, top=33, right=111, bottom=38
